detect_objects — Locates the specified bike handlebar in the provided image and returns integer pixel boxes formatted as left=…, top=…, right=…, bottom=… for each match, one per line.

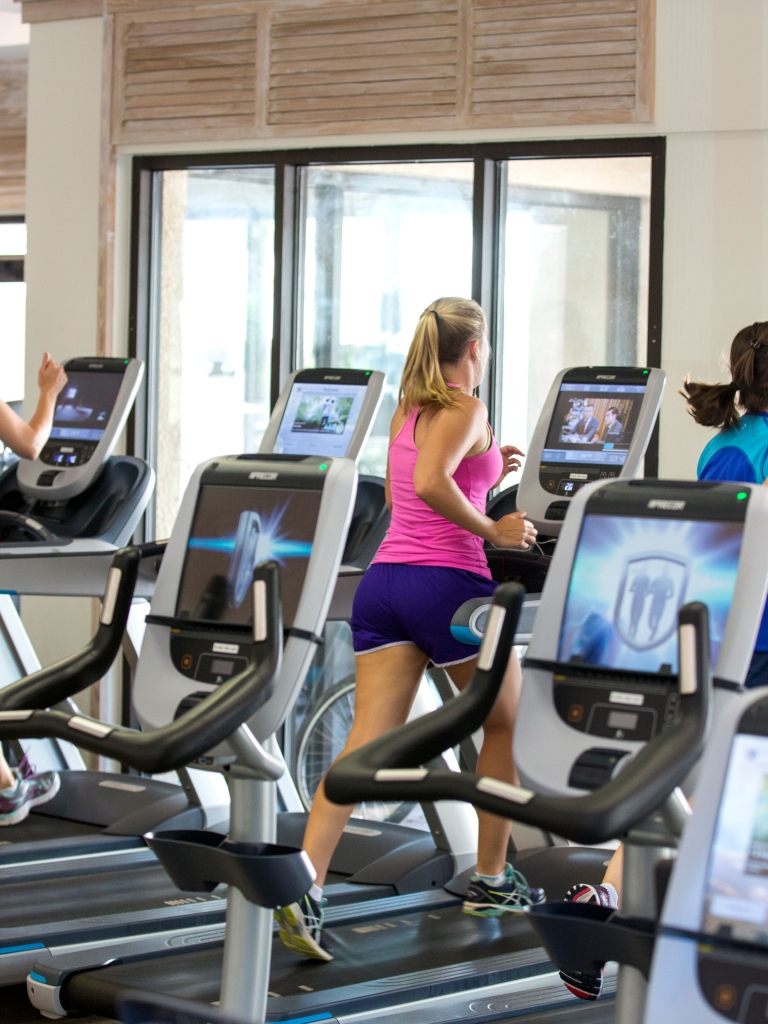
left=325, top=590, right=711, bottom=846
left=0, top=561, right=283, bottom=775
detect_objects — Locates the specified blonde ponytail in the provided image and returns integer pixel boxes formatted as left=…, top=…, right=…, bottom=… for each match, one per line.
left=399, top=297, right=486, bottom=412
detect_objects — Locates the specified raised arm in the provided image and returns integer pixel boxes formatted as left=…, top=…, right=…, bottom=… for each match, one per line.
left=0, top=353, right=67, bottom=460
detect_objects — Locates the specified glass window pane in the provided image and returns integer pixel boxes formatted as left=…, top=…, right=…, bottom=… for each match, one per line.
left=299, top=162, right=474, bottom=478
left=498, top=156, right=652, bottom=485
left=153, top=168, right=274, bottom=539
left=0, top=222, right=26, bottom=256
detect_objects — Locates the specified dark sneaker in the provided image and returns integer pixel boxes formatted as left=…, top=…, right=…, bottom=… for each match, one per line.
left=463, top=863, right=546, bottom=917
left=559, top=883, right=617, bottom=1000
left=0, top=770, right=60, bottom=826
left=275, top=892, right=332, bottom=961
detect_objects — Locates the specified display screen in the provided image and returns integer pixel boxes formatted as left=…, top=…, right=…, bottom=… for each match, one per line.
left=703, top=733, right=768, bottom=945
left=49, top=371, right=124, bottom=443
left=557, top=514, right=744, bottom=674
left=273, top=382, right=367, bottom=458
left=176, top=485, right=321, bottom=628
left=542, top=383, right=647, bottom=468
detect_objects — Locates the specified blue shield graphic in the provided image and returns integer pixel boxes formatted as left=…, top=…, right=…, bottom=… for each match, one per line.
left=613, top=552, right=689, bottom=651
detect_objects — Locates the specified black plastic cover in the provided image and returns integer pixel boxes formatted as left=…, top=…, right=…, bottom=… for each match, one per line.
left=145, top=829, right=314, bottom=908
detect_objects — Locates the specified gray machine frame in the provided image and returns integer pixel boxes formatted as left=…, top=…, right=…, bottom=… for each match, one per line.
left=17, top=357, right=144, bottom=502
left=517, top=366, right=666, bottom=535
left=133, top=455, right=358, bottom=743
left=645, top=687, right=768, bottom=1023
left=516, top=478, right=768, bottom=799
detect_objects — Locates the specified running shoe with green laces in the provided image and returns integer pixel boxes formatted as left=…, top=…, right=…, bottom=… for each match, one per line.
left=275, top=892, right=333, bottom=961
left=462, top=863, right=546, bottom=917
left=0, top=766, right=60, bottom=826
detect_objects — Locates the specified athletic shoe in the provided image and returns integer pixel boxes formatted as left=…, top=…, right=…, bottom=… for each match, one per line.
left=462, top=863, right=546, bottom=917
left=559, top=883, right=617, bottom=1000
left=275, top=892, right=333, bottom=961
left=0, top=768, right=60, bottom=826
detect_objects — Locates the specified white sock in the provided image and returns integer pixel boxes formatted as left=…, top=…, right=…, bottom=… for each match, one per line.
left=309, top=883, right=323, bottom=903
left=475, top=866, right=508, bottom=886
left=602, top=882, right=619, bottom=908
left=0, top=778, right=20, bottom=797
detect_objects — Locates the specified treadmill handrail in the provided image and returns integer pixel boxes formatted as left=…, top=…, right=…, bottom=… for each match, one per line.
left=325, top=600, right=711, bottom=847
left=0, top=562, right=283, bottom=775
left=0, top=545, right=142, bottom=712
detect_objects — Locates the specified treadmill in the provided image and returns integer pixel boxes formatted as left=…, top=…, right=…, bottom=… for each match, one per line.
left=0, top=356, right=154, bottom=596
left=28, top=477, right=768, bottom=1023
left=0, top=368, right=384, bottom=986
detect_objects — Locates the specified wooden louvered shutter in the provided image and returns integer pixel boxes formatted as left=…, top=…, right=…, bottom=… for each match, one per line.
left=105, top=0, right=655, bottom=144
left=112, top=4, right=260, bottom=144
left=470, top=0, right=654, bottom=126
left=268, top=0, right=460, bottom=131
left=0, top=48, right=26, bottom=213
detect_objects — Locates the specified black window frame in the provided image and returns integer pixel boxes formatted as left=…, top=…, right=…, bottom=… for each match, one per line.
left=128, top=137, right=665, bottom=538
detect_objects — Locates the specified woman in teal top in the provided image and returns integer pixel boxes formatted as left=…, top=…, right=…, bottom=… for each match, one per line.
left=682, top=320, right=768, bottom=687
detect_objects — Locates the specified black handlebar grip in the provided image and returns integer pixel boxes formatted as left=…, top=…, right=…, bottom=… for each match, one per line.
left=0, top=560, right=283, bottom=775
left=0, top=545, right=142, bottom=712
left=325, top=598, right=713, bottom=847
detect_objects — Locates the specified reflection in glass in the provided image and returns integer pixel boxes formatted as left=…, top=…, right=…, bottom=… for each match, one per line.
left=153, top=168, right=275, bottom=538
left=497, top=157, right=652, bottom=488
left=299, top=163, right=474, bottom=478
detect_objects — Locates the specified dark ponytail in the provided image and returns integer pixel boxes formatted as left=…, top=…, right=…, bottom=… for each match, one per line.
left=680, top=321, right=768, bottom=431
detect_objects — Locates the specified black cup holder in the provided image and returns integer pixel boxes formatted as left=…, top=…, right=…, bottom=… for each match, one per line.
left=145, top=829, right=315, bottom=909
left=527, top=901, right=656, bottom=978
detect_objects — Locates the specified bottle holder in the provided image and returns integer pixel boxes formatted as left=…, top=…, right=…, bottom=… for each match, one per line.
left=145, top=829, right=314, bottom=909
left=526, top=901, right=656, bottom=978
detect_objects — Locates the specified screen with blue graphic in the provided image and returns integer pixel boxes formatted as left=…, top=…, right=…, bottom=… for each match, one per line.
left=558, top=514, right=744, bottom=674
left=176, top=485, right=320, bottom=628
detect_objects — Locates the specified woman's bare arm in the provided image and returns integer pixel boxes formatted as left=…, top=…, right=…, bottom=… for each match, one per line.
left=0, top=354, right=67, bottom=460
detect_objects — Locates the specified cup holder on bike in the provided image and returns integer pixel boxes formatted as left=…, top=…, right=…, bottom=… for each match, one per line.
left=145, top=829, right=315, bottom=908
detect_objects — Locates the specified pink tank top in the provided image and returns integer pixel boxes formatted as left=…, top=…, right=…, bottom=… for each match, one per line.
left=373, top=404, right=503, bottom=578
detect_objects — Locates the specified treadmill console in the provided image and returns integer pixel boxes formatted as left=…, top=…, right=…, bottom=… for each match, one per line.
left=517, top=366, right=666, bottom=534
left=545, top=482, right=747, bottom=780
left=517, top=478, right=768, bottom=798
left=17, top=357, right=144, bottom=502
left=169, top=458, right=323, bottom=684
left=259, top=367, right=385, bottom=462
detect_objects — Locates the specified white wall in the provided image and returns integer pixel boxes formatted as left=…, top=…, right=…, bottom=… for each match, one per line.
left=21, top=17, right=103, bottom=666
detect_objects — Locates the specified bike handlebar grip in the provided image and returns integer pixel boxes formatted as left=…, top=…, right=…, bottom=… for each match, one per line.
left=325, top=599, right=712, bottom=847
left=325, top=582, right=525, bottom=805
left=0, top=561, right=283, bottom=775
left=0, top=545, right=143, bottom=712
left=135, top=540, right=168, bottom=560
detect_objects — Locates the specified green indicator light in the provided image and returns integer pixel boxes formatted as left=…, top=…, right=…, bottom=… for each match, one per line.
left=643, top=369, right=649, bottom=374
left=737, top=491, right=748, bottom=500
left=319, top=463, right=328, bottom=471
left=366, top=371, right=371, bottom=375
left=124, top=359, right=129, bottom=364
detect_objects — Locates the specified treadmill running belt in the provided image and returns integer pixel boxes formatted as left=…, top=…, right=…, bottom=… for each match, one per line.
left=0, top=815, right=101, bottom=845
left=0, top=864, right=224, bottom=929
left=63, top=905, right=557, bottom=1021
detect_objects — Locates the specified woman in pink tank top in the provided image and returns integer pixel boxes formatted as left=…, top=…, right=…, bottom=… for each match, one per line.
left=277, top=299, right=541, bottom=961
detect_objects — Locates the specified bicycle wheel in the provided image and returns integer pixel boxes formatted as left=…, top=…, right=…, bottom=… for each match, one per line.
left=296, top=679, right=419, bottom=825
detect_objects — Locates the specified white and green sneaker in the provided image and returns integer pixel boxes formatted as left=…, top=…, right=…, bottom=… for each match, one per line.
left=463, top=863, right=545, bottom=917
left=275, top=892, right=332, bottom=961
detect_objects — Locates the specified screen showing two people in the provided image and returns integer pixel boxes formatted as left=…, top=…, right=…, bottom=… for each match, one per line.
left=273, top=382, right=367, bottom=458
left=558, top=514, right=744, bottom=675
left=176, top=485, right=320, bottom=629
left=543, top=383, right=646, bottom=470
left=49, top=372, right=124, bottom=443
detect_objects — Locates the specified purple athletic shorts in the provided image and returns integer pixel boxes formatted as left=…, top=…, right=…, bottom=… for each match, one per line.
left=350, top=562, right=497, bottom=668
